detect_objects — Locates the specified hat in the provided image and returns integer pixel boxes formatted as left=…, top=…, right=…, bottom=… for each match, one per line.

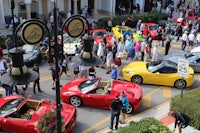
left=71, top=36, right=103, bottom=66
left=0, top=48, right=38, bottom=86
left=184, top=31, right=188, bottom=34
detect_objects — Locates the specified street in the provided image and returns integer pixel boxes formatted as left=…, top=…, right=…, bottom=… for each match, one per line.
left=16, top=39, right=200, bottom=133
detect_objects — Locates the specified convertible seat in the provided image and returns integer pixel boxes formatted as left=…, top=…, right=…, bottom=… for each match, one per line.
left=96, top=88, right=104, bottom=94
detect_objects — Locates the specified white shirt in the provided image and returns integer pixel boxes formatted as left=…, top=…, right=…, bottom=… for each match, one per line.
left=188, top=33, right=195, bottom=41
left=181, top=33, right=188, bottom=41
left=79, top=65, right=88, bottom=71
left=50, top=15, right=54, bottom=23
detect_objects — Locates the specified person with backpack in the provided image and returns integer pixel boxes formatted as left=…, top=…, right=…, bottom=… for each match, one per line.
left=109, top=95, right=123, bottom=130
left=169, top=111, right=191, bottom=133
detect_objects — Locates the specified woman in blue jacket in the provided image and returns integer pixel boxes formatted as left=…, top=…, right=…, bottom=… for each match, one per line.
left=119, top=91, right=129, bottom=124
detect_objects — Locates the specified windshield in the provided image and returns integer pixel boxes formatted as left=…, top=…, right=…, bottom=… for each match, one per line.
left=149, top=25, right=159, bottom=30
left=79, top=79, right=98, bottom=94
left=0, top=99, right=23, bottom=116
left=93, top=32, right=107, bottom=37
left=147, top=61, right=163, bottom=72
left=122, top=29, right=134, bottom=35
left=185, top=53, right=195, bottom=59
left=22, top=45, right=36, bottom=52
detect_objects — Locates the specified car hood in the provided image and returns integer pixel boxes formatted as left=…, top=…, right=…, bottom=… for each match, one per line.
left=0, top=96, right=21, bottom=108
left=163, top=54, right=187, bottom=63
left=123, top=61, right=148, bottom=72
left=23, top=52, right=38, bottom=61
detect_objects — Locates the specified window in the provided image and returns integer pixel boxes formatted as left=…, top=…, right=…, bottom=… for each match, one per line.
left=20, top=4, right=26, bottom=11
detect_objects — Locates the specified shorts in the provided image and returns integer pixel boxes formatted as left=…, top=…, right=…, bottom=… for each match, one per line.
left=189, top=41, right=194, bottom=46
left=74, top=70, right=79, bottom=74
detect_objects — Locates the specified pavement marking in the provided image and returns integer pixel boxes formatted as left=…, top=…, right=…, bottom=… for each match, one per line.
left=162, top=87, right=171, bottom=98
left=82, top=117, right=110, bottom=133
left=142, top=87, right=160, bottom=107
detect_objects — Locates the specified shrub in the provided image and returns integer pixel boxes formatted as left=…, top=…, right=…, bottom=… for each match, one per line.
left=97, top=13, right=168, bottom=29
left=109, top=117, right=172, bottom=133
left=170, top=88, right=200, bottom=130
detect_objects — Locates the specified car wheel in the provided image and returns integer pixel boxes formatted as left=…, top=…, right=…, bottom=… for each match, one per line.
left=69, top=96, right=82, bottom=107
left=174, top=79, right=186, bottom=89
left=131, top=75, right=143, bottom=84
left=126, top=104, right=133, bottom=114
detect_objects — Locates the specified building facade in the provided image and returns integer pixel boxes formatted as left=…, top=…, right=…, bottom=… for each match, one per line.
left=0, top=0, right=194, bottom=29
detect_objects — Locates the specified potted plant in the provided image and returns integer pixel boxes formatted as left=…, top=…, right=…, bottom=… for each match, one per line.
left=35, top=110, right=65, bottom=133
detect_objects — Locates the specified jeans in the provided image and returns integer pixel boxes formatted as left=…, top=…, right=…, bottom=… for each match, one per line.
left=182, top=40, right=186, bottom=50
left=110, top=110, right=120, bottom=130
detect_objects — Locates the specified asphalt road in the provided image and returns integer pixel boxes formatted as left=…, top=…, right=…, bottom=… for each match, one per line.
left=7, top=39, right=200, bottom=133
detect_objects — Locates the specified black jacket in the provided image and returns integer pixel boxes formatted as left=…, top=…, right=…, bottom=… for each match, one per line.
left=174, top=112, right=191, bottom=128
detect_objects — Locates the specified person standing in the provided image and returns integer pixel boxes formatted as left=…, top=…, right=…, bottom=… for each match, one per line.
left=5, top=35, right=13, bottom=57
left=88, top=66, right=96, bottom=80
left=169, top=111, right=191, bottom=133
left=188, top=31, right=195, bottom=52
left=181, top=31, right=188, bottom=51
left=106, top=48, right=113, bottom=74
left=32, top=63, right=42, bottom=94
left=109, top=95, right=122, bottom=130
left=151, top=42, right=158, bottom=62
left=119, top=91, right=129, bottom=124
left=111, top=64, right=117, bottom=87
left=196, top=32, right=200, bottom=46
left=60, top=53, right=70, bottom=77
left=79, top=65, right=88, bottom=78
left=107, top=18, right=113, bottom=32
left=140, top=39, right=146, bottom=61
left=165, top=34, right=173, bottom=55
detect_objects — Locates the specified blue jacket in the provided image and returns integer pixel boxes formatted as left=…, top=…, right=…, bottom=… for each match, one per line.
left=120, top=96, right=129, bottom=110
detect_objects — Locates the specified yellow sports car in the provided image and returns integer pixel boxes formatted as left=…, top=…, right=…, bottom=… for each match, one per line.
left=122, top=61, right=194, bottom=89
left=112, top=26, right=135, bottom=42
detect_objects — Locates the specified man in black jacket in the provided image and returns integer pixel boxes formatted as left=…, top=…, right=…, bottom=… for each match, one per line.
left=169, top=111, right=191, bottom=133
left=110, top=95, right=123, bottom=130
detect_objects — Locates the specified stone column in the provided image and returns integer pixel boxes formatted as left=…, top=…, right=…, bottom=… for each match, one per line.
left=73, top=0, right=78, bottom=15
left=24, top=0, right=32, bottom=20
left=0, top=0, right=5, bottom=29
left=93, top=0, right=98, bottom=15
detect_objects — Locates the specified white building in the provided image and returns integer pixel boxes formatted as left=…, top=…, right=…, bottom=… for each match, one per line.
left=0, top=0, right=194, bottom=29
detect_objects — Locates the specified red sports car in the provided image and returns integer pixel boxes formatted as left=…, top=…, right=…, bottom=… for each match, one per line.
left=90, top=29, right=112, bottom=47
left=60, top=78, right=143, bottom=114
left=0, top=95, right=77, bottom=133
left=143, top=22, right=159, bottom=39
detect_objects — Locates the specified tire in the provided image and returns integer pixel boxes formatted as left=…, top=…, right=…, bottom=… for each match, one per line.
left=131, top=75, right=143, bottom=84
left=174, top=79, right=186, bottom=89
left=126, top=104, right=133, bottom=114
left=69, top=96, right=82, bottom=107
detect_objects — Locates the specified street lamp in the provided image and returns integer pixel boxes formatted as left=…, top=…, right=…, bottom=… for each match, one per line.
left=8, top=0, right=15, bottom=47
left=51, top=0, right=62, bottom=132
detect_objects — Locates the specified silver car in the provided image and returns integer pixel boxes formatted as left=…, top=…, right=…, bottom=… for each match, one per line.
left=163, top=53, right=200, bottom=73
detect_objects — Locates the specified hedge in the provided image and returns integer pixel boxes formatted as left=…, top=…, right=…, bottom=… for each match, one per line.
left=109, top=117, right=172, bottom=133
left=97, top=12, right=168, bottom=29
left=170, top=88, right=200, bottom=130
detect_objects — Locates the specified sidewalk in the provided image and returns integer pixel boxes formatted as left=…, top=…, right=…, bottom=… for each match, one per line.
left=96, top=101, right=200, bottom=133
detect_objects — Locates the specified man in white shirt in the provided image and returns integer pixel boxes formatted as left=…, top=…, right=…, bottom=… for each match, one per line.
left=188, top=31, right=195, bottom=51
left=181, top=31, right=188, bottom=51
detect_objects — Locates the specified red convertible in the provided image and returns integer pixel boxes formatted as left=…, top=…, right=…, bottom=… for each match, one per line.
left=143, top=22, right=159, bottom=39
left=0, top=95, right=77, bottom=133
left=90, top=29, right=112, bottom=47
left=60, top=78, right=143, bottom=114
